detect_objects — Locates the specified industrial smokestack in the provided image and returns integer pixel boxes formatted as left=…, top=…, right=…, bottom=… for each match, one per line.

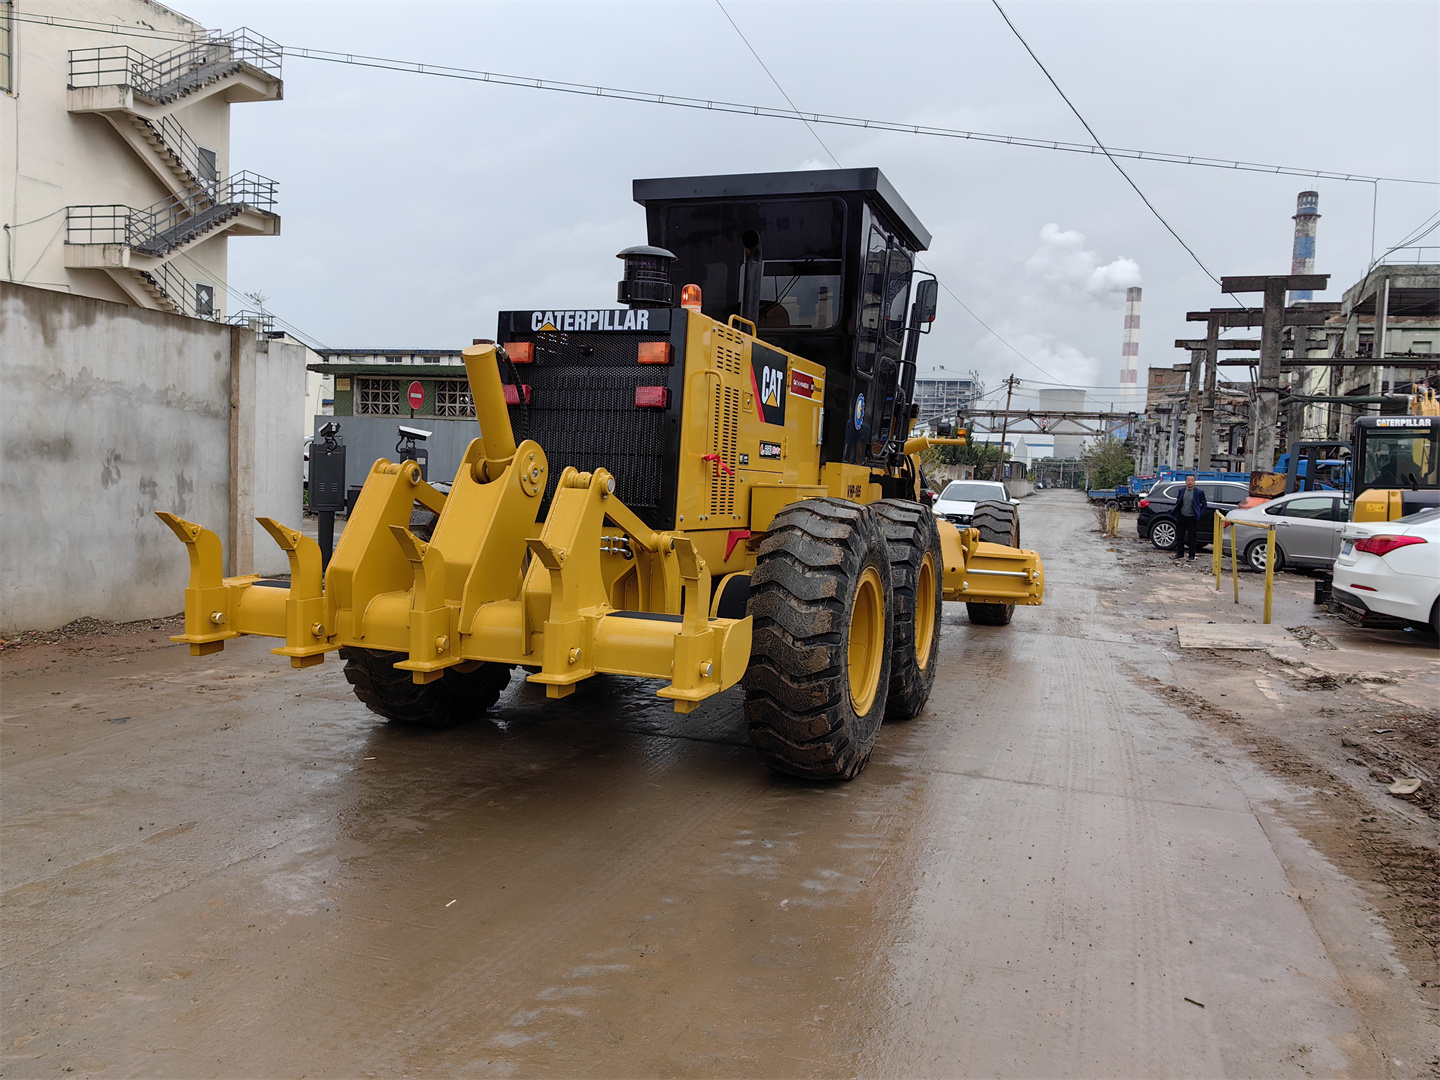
left=1290, top=191, right=1320, bottom=301
left=1120, top=286, right=1141, bottom=407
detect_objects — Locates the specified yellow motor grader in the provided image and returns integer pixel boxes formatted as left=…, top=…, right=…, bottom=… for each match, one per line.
left=158, top=169, right=1043, bottom=779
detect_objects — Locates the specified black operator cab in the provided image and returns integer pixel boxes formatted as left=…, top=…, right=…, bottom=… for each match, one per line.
left=632, top=168, right=935, bottom=468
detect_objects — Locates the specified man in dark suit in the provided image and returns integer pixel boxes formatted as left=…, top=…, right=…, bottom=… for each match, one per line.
left=1174, top=475, right=1208, bottom=561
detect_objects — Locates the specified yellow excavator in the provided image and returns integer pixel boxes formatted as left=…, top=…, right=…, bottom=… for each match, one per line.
left=157, top=169, right=1043, bottom=779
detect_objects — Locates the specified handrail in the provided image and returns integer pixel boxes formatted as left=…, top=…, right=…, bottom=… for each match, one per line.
left=68, top=27, right=281, bottom=100
left=66, top=170, right=277, bottom=253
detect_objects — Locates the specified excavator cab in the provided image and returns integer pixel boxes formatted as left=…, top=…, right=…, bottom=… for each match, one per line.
left=1350, top=415, right=1440, bottom=521
left=633, top=169, right=934, bottom=470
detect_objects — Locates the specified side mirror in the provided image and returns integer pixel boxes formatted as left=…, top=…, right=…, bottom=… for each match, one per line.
left=914, top=279, right=939, bottom=326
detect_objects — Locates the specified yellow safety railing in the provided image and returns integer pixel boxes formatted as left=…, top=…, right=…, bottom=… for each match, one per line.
left=1213, top=514, right=1277, bottom=623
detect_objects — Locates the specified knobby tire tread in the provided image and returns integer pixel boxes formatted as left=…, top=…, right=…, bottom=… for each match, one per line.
left=341, top=647, right=511, bottom=727
left=967, top=500, right=1018, bottom=627
left=743, top=498, right=893, bottom=780
left=873, top=499, right=944, bottom=720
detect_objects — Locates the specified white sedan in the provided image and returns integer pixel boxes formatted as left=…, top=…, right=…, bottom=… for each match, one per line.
left=931, top=480, right=1016, bottom=528
left=1330, top=507, right=1440, bottom=636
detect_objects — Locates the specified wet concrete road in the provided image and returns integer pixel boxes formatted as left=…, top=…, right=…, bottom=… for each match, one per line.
left=2, top=493, right=1430, bottom=1076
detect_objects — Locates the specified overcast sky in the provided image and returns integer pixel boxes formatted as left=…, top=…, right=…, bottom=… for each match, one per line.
left=185, top=0, right=1439, bottom=410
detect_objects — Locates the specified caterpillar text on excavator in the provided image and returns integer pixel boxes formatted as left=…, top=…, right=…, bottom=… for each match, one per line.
left=157, top=169, right=1044, bottom=779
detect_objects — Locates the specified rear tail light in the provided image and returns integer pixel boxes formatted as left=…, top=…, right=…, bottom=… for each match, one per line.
left=638, top=342, right=672, bottom=365
left=506, top=342, right=534, bottom=364
left=1138, top=499, right=1150, bottom=509
left=635, top=386, right=669, bottom=408
left=502, top=383, right=531, bottom=406
left=1352, top=534, right=1427, bottom=557
left=681, top=284, right=702, bottom=312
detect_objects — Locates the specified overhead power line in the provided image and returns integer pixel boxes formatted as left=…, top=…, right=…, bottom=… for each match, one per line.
left=709, top=1, right=1075, bottom=390
left=991, top=0, right=1222, bottom=287
left=713, top=1, right=840, bottom=168
left=10, top=11, right=1435, bottom=187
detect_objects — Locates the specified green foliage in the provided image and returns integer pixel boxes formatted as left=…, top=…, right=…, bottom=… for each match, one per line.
left=1081, top=437, right=1136, bottom=490
left=918, top=441, right=1008, bottom=471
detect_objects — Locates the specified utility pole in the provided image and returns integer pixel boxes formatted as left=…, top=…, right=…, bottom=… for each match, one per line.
left=992, top=375, right=1019, bottom=480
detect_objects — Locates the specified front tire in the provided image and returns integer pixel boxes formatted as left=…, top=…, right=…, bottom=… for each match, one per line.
left=743, top=499, right=895, bottom=780
left=1244, top=538, right=1283, bottom=574
left=341, top=648, right=512, bottom=727
left=967, top=500, right=1019, bottom=627
left=874, top=500, right=943, bottom=720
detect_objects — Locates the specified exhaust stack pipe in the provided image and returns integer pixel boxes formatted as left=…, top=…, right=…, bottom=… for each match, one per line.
left=741, top=229, right=763, bottom=326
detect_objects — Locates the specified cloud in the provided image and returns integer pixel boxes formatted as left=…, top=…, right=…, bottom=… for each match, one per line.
left=1025, top=223, right=1142, bottom=297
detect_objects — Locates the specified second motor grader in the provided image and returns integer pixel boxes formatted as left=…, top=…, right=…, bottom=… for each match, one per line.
left=159, top=169, right=1044, bottom=779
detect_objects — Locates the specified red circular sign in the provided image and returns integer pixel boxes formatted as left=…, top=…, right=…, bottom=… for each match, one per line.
left=407, top=381, right=424, bottom=410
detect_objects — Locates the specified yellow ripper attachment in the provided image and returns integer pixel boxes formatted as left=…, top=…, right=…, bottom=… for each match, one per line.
left=156, top=342, right=751, bottom=713
left=935, top=519, right=1045, bottom=606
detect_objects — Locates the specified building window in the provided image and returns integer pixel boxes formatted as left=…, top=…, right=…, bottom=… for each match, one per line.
left=195, top=283, right=215, bottom=317
left=434, top=380, right=474, bottom=418
left=356, top=378, right=402, bottom=416
left=0, top=2, right=12, bottom=94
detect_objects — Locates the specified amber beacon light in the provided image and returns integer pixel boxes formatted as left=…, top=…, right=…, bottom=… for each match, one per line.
left=680, top=284, right=702, bottom=312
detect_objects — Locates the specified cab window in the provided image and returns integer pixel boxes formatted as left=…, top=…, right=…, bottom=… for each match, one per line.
left=660, top=198, right=846, bottom=326
left=1360, top=430, right=1438, bottom=489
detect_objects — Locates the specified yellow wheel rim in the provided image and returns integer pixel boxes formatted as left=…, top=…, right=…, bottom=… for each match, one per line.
left=848, top=565, right=885, bottom=715
left=914, top=552, right=936, bottom=672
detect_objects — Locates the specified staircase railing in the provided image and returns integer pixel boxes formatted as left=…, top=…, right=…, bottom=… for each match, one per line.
left=68, top=27, right=281, bottom=102
left=67, top=171, right=277, bottom=254
left=144, top=113, right=218, bottom=189
left=140, top=260, right=223, bottom=321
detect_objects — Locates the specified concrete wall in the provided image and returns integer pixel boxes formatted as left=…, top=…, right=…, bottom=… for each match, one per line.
left=1, top=282, right=304, bottom=634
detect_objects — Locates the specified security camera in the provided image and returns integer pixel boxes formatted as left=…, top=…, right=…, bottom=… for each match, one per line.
left=397, top=425, right=432, bottom=441
left=318, top=421, right=340, bottom=438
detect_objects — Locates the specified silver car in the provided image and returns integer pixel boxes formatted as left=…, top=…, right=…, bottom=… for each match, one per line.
left=1224, top=490, right=1351, bottom=572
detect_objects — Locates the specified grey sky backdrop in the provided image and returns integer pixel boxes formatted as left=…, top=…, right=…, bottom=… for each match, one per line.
left=186, top=0, right=1438, bottom=411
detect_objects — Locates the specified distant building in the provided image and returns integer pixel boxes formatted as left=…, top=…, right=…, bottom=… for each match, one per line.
left=1037, top=388, right=1088, bottom=459
left=913, top=375, right=980, bottom=424
left=0, top=1, right=281, bottom=319
left=1288, top=263, right=1439, bottom=442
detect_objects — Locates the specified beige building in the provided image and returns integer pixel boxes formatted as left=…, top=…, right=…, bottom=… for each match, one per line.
left=1288, top=264, right=1439, bottom=441
left=0, top=0, right=280, bottom=318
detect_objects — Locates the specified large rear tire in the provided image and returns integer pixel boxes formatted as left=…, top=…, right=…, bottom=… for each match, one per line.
left=873, top=499, right=943, bottom=720
left=967, top=500, right=1019, bottom=627
left=341, top=647, right=512, bottom=727
left=743, top=498, right=894, bottom=780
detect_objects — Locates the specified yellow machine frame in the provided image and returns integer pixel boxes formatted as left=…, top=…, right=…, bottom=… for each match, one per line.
left=159, top=312, right=1043, bottom=712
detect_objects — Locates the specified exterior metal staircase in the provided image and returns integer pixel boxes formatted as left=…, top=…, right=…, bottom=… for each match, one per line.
left=63, top=29, right=282, bottom=319
left=69, top=29, right=282, bottom=108
left=66, top=173, right=278, bottom=318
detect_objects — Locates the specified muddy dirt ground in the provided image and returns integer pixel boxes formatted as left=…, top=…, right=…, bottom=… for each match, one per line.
left=2, top=492, right=1436, bottom=1077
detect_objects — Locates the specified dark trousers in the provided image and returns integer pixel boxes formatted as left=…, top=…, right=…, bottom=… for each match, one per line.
left=1176, top=514, right=1200, bottom=557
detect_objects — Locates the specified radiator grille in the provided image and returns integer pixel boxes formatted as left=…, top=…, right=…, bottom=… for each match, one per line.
left=709, top=384, right=740, bottom=516
left=501, top=330, right=672, bottom=521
